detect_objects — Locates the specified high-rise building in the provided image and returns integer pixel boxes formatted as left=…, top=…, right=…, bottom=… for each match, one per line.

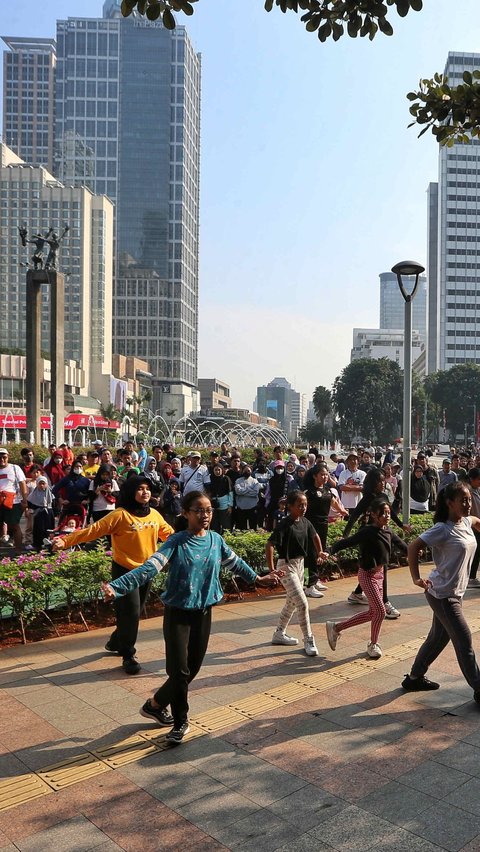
left=379, top=271, right=427, bottom=341
left=351, top=327, right=424, bottom=369
left=427, top=51, right=480, bottom=372
left=1, top=36, right=56, bottom=172
left=256, top=378, right=306, bottom=439
left=0, top=142, right=114, bottom=402
left=426, top=182, right=439, bottom=375
left=54, top=3, right=201, bottom=413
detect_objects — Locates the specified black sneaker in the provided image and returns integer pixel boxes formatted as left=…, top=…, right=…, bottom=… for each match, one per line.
left=166, top=722, right=190, bottom=744
left=401, top=673, right=440, bottom=691
left=105, top=640, right=120, bottom=654
left=140, top=699, right=174, bottom=726
left=122, top=656, right=141, bottom=675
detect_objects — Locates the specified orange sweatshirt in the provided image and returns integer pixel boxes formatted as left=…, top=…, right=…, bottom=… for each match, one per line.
left=60, top=508, right=173, bottom=569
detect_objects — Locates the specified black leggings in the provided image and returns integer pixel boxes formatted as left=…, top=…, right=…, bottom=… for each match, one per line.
left=411, top=592, right=480, bottom=690
left=154, top=605, right=212, bottom=727
left=108, top=560, right=151, bottom=659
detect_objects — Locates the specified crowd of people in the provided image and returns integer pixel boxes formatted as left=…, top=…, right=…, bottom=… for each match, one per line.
left=3, top=437, right=480, bottom=742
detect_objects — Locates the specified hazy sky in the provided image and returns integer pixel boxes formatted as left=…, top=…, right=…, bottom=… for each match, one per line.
left=3, top=2, right=480, bottom=409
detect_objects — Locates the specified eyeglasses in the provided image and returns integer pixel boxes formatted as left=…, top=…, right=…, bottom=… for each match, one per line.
left=189, top=507, right=213, bottom=515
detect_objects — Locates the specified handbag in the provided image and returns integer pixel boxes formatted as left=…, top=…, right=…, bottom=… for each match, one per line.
left=0, top=491, right=15, bottom=510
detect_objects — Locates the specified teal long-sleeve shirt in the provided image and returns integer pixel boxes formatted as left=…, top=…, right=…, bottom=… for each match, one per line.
left=107, top=529, right=257, bottom=610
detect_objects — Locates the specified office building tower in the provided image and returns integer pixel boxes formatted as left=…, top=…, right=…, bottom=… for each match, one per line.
left=379, top=271, right=427, bottom=341
left=351, top=327, right=424, bottom=369
left=54, top=3, right=201, bottom=413
left=291, top=391, right=307, bottom=433
left=0, top=142, right=114, bottom=401
left=426, top=182, right=439, bottom=374
left=256, top=378, right=306, bottom=439
left=427, top=51, right=480, bottom=372
left=1, top=36, right=56, bottom=172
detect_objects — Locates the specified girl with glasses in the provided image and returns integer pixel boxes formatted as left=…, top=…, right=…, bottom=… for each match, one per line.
left=103, top=490, right=280, bottom=745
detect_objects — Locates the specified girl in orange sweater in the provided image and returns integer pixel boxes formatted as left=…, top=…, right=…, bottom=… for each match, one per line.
left=53, top=475, right=173, bottom=675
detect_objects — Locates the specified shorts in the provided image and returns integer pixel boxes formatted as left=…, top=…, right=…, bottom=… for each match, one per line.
left=0, top=503, right=24, bottom=527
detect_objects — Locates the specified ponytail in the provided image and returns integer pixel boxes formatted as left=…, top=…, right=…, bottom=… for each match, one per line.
left=434, top=481, right=468, bottom=523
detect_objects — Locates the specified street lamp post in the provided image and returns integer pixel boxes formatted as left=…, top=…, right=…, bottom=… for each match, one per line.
left=391, top=260, right=426, bottom=525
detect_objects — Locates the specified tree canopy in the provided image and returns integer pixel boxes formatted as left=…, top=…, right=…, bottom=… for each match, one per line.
left=332, top=358, right=403, bottom=445
left=120, top=1, right=423, bottom=38
left=121, top=0, right=480, bottom=145
left=425, top=364, right=480, bottom=438
left=312, top=385, right=332, bottom=422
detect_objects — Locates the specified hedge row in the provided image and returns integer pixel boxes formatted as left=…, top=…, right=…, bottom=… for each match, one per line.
left=0, top=516, right=434, bottom=643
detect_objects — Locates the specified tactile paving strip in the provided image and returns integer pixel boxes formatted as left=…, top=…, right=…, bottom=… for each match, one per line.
left=38, top=754, right=110, bottom=790
left=92, top=735, right=162, bottom=767
left=0, top=773, right=51, bottom=811
left=1, top=629, right=474, bottom=812
left=192, top=706, right=247, bottom=732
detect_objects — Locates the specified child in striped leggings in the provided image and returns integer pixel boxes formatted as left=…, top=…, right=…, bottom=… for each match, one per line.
left=325, top=498, right=407, bottom=659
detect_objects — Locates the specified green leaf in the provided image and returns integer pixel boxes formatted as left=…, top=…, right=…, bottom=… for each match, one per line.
left=463, top=71, right=473, bottom=85
left=378, top=17, right=394, bottom=35
left=163, top=8, right=176, bottom=27
left=121, top=0, right=134, bottom=15
left=409, top=0, right=423, bottom=10
left=146, top=2, right=161, bottom=19
left=264, top=0, right=274, bottom=10
left=396, top=0, right=409, bottom=17
left=306, top=16, right=320, bottom=31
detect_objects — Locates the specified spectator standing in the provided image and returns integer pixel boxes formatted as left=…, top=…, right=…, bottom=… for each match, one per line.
left=234, top=466, right=263, bottom=530
left=207, top=463, right=232, bottom=534
left=0, top=448, right=28, bottom=549
left=438, top=459, right=458, bottom=494
left=179, top=452, right=210, bottom=495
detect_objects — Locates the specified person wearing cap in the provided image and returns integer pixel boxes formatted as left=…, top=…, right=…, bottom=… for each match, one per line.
left=83, top=451, right=100, bottom=479
left=179, top=452, right=210, bottom=496
left=207, top=450, right=220, bottom=473
left=0, top=449, right=28, bottom=549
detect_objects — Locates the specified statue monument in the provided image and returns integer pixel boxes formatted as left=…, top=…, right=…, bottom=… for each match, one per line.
left=19, top=224, right=68, bottom=445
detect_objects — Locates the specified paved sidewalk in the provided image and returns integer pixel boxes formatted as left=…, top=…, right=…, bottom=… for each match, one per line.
left=2, top=567, right=480, bottom=851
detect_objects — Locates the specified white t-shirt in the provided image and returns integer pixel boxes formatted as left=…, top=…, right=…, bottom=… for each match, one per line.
left=0, top=464, right=26, bottom=504
left=89, top=479, right=120, bottom=512
left=421, top=518, right=477, bottom=598
left=179, top=463, right=211, bottom=495
left=337, top=468, right=366, bottom=509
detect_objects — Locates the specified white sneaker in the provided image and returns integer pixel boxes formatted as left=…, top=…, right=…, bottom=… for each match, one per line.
left=1, top=535, right=9, bottom=544
left=468, top=578, right=480, bottom=589
left=304, top=636, right=318, bottom=656
left=367, top=642, right=382, bottom=659
left=304, top=585, right=324, bottom=598
left=271, top=629, right=299, bottom=646
left=315, top=580, right=328, bottom=591
left=326, top=621, right=339, bottom=651
left=385, top=601, right=400, bottom=619
left=347, top=592, right=368, bottom=605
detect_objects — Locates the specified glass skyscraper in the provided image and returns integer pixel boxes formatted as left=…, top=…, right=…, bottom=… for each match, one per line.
left=1, top=36, right=56, bottom=172
left=379, top=271, right=426, bottom=341
left=55, top=2, right=201, bottom=406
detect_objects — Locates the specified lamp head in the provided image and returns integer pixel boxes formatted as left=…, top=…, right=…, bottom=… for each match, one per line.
left=391, top=260, right=425, bottom=302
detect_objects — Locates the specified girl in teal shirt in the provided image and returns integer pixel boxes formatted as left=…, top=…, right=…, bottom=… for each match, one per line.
left=103, top=490, right=279, bottom=744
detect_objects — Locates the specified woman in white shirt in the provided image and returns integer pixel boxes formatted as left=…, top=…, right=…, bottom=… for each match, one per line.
left=402, top=481, right=480, bottom=702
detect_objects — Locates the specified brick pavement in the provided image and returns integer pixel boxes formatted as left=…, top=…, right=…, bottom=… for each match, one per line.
left=1, top=566, right=480, bottom=850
